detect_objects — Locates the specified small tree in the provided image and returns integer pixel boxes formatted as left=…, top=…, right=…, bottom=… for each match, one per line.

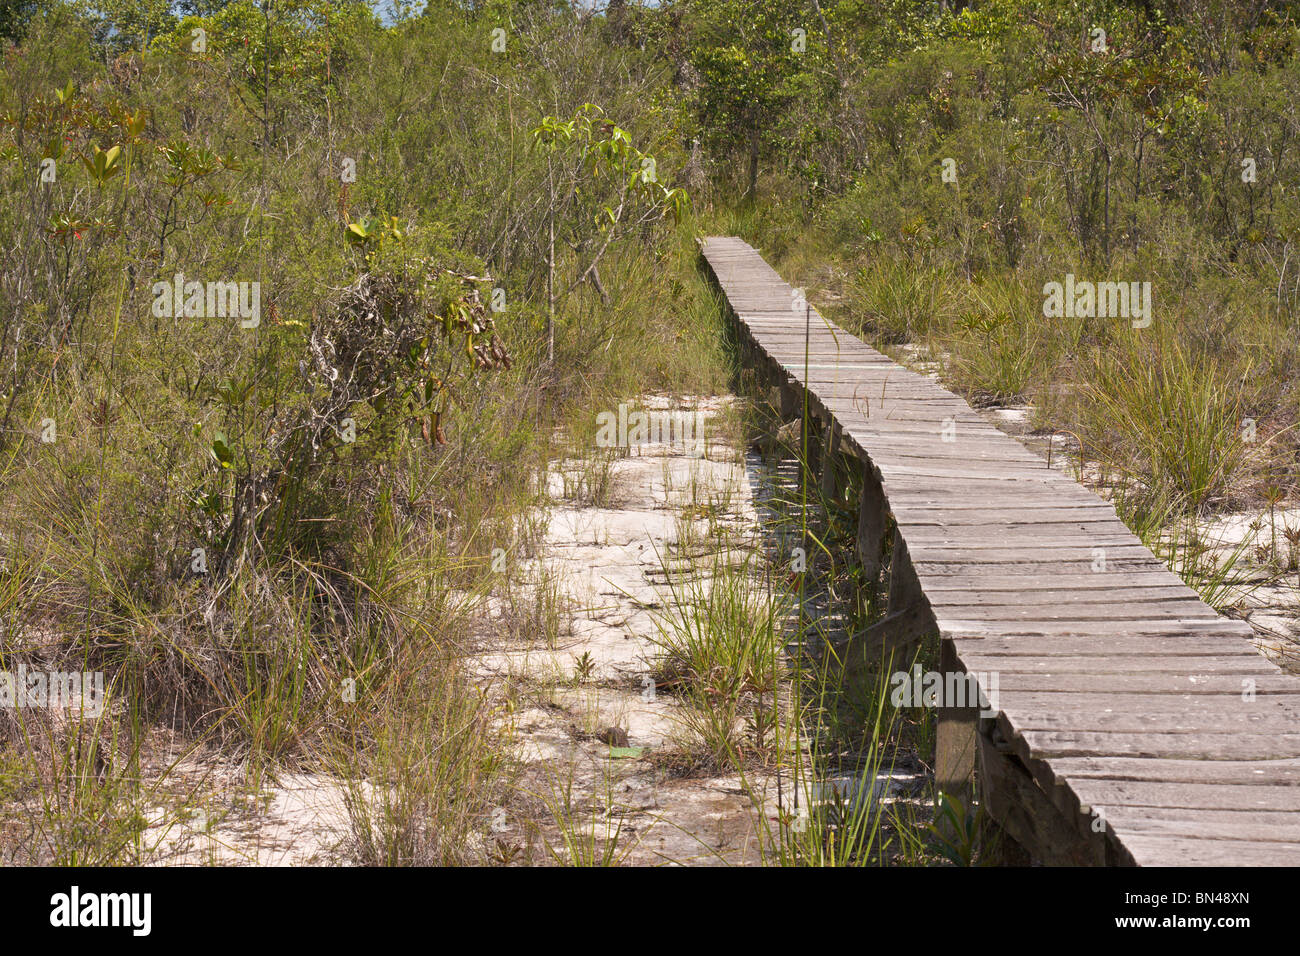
left=530, top=103, right=687, bottom=363
left=684, top=0, right=810, bottom=200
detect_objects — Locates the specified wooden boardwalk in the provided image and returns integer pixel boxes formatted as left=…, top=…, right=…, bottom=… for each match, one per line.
left=701, top=236, right=1300, bottom=866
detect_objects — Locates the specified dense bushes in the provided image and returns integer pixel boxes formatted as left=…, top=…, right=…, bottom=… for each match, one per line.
left=710, top=2, right=1300, bottom=508
left=0, top=1, right=716, bottom=861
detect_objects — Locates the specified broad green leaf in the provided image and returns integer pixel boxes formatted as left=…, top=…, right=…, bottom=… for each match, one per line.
left=210, top=432, right=233, bottom=467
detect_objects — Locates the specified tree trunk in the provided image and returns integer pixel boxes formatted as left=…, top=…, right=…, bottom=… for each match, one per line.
left=747, top=121, right=760, bottom=201
left=546, top=159, right=555, bottom=364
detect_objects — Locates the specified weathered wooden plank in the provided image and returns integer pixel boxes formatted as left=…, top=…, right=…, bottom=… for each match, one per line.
left=933, top=598, right=1222, bottom=617
left=884, top=481, right=1103, bottom=499
left=996, top=673, right=1298, bottom=694
left=891, top=500, right=1120, bottom=514
left=1067, top=778, right=1300, bottom=811
left=1119, top=835, right=1300, bottom=866
left=1045, top=756, right=1300, bottom=786
left=840, top=443, right=1050, bottom=462
left=884, top=483, right=1108, bottom=504
left=906, top=534, right=1151, bottom=551
left=1001, top=702, right=1300, bottom=735
left=914, top=557, right=1175, bottom=573
left=955, top=637, right=1264, bottom=656
left=925, top=585, right=1203, bottom=604
left=942, top=620, right=1255, bottom=638
left=957, top=656, right=1268, bottom=675
left=899, top=518, right=1132, bottom=536
left=1018, top=729, right=1300, bottom=760
left=1094, top=807, right=1300, bottom=843
left=999, top=691, right=1300, bottom=710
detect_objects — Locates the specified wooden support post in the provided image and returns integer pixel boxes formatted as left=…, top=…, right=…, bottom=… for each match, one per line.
left=764, top=384, right=783, bottom=418
left=804, top=413, right=823, bottom=481
left=935, top=638, right=979, bottom=805
left=818, top=419, right=841, bottom=502
left=826, top=504, right=934, bottom=676
left=886, top=535, right=923, bottom=614
left=855, top=462, right=888, bottom=586
left=830, top=602, right=933, bottom=678
left=908, top=525, right=974, bottom=823
left=800, top=413, right=823, bottom=581
left=976, top=720, right=1106, bottom=865
left=778, top=380, right=801, bottom=421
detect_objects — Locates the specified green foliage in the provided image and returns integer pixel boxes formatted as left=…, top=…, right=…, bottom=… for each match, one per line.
left=1076, top=336, right=1250, bottom=511
left=928, top=790, right=981, bottom=867
left=0, top=1, right=717, bottom=861
left=648, top=550, right=785, bottom=769
left=684, top=0, right=828, bottom=198
left=0, top=0, right=39, bottom=42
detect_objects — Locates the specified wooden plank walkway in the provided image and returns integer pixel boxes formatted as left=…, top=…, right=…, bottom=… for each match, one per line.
left=701, top=235, right=1300, bottom=866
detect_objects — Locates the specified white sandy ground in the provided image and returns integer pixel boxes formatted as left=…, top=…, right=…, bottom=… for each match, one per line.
left=141, top=758, right=357, bottom=866
left=469, top=394, right=786, bottom=865
left=0, top=699, right=357, bottom=865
